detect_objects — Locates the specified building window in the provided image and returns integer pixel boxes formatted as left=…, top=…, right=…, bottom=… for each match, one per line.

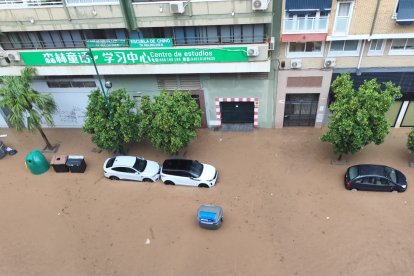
left=389, top=38, right=414, bottom=55
left=284, top=11, right=330, bottom=33
left=45, top=76, right=97, bottom=88
left=368, top=39, right=385, bottom=56
left=173, top=24, right=266, bottom=45
left=333, top=1, right=354, bottom=34
left=393, top=0, right=414, bottom=25
left=328, top=40, right=360, bottom=56
left=0, top=25, right=267, bottom=50
left=287, top=41, right=323, bottom=57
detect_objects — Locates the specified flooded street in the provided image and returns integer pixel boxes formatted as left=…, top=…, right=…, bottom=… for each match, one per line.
left=0, top=127, right=413, bottom=276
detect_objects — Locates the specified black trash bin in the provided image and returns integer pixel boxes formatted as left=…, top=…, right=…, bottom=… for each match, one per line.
left=51, top=155, right=69, bottom=173
left=66, top=155, right=87, bottom=173
left=0, top=141, right=6, bottom=160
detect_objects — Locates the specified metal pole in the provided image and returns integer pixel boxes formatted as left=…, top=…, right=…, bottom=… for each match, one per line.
left=88, top=48, right=110, bottom=113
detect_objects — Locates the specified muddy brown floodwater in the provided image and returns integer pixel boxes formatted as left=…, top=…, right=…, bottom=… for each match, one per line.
left=0, top=127, right=413, bottom=276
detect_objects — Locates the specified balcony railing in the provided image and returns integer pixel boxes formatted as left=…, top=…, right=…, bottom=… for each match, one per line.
left=0, top=0, right=118, bottom=8
left=0, top=0, right=62, bottom=8
left=65, top=0, right=118, bottom=5
left=0, top=36, right=267, bottom=50
left=283, top=16, right=329, bottom=34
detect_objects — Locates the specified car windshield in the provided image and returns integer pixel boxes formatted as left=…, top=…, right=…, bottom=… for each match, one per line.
left=106, top=157, right=115, bottom=168
left=190, top=160, right=203, bottom=177
left=133, top=158, right=147, bottom=172
left=384, top=167, right=397, bottom=183
left=348, top=166, right=358, bottom=180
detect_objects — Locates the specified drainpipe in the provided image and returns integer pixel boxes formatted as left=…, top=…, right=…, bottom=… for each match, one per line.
left=370, top=0, right=382, bottom=38
left=270, top=0, right=283, bottom=128
left=357, top=0, right=381, bottom=72
left=119, top=0, right=138, bottom=31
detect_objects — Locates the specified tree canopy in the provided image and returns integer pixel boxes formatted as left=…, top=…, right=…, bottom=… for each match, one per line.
left=0, top=67, right=57, bottom=149
left=408, top=128, right=414, bottom=153
left=83, top=88, right=141, bottom=153
left=139, top=90, right=202, bottom=155
left=321, top=73, right=401, bottom=160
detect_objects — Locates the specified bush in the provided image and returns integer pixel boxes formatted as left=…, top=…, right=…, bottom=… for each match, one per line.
left=408, top=128, right=414, bottom=153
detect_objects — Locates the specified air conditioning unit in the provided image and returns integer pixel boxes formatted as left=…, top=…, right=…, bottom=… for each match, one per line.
left=6, top=51, right=21, bottom=62
left=324, top=58, right=336, bottom=68
left=291, top=59, right=302, bottom=69
left=247, top=46, right=259, bottom=57
left=252, top=0, right=268, bottom=11
left=170, top=1, right=185, bottom=14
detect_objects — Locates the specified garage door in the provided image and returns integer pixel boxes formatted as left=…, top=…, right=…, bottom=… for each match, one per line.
left=220, top=102, right=254, bottom=124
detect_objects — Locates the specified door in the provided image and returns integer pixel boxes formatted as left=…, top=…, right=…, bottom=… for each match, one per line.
left=112, top=167, right=141, bottom=181
left=173, top=170, right=194, bottom=186
left=220, top=102, right=254, bottom=124
left=283, top=94, right=319, bottom=127
left=191, top=93, right=207, bottom=128
left=361, top=177, right=377, bottom=191
left=376, top=177, right=394, bottom=192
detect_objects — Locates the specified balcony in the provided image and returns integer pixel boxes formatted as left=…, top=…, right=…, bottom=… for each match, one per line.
left=0, top=0, right=118, bottom=9
left=0, top=0, right=63, bottom=8
left=283, top=16, right=329, bottom=34
left=65, top=0, right=118, bottom=5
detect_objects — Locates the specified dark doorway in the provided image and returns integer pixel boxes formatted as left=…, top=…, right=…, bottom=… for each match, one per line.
left=190, top=93, right=207, bottom=128
left=220, top=102, right=254, bottom=124
left=283, top=94, right=319, bottom=127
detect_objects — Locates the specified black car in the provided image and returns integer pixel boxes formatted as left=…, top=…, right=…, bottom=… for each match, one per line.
left=344, top=164, right=407, bottom=192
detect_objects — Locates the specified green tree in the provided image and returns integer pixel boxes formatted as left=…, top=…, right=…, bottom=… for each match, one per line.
left=321, top=73, right=401, bottom=160
left=0, top=67, right=57, bottom=150
left=408, top=128, right=414, bottom=153
left=139, top=90, right=202, bottom=155
left=83, top=88, right=141, bottom=153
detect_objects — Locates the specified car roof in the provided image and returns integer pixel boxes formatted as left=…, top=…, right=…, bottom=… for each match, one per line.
left=162, top=159, right=194, bottom=170
left=112, top=156, right=137, bottom=167
left=356, top=164, right=386, bottom=177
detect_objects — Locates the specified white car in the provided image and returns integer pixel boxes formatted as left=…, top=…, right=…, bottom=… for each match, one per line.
left=103, top=156, right=160, bottom=182
left=161, top=159, right=218, bottom=188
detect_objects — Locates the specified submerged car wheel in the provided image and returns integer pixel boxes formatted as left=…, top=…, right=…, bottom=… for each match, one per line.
left=109, top=176, right=119, bottom=180
left=164, top=180, right=175, bottom=185
left=143, top=178, right=154, bottom=183
left=198, top=184, right=209, bottom=188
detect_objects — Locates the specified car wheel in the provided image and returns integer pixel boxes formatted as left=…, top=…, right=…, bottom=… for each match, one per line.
left=143, top=178, right=154, bottom=183
left=351, top=188, right=358, bottom=192
left=198, top=184, right=209, bottom=188
left=164, top=180, right=175, bottom=185
left=109, top=176, right=119, bottom=180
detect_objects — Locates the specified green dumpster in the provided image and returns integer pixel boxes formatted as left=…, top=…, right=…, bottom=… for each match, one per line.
left=25, top=150, right=49, bottom=175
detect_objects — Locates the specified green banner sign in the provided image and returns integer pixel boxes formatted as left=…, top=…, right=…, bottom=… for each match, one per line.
left=130, top=38, right=173, bottom=48
left=20, top=48, right=249, bottom=66
left=86, top=39, right=128, bottom=48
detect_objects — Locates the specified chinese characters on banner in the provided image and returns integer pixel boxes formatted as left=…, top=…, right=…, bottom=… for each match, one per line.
left=20, top=48, right=249, bottom=66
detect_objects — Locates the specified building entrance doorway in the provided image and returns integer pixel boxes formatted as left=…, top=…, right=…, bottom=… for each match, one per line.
left=283, top=94, right=319, bottom=127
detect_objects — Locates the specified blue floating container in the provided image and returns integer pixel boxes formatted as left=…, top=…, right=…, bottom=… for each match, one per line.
left=197, top=205, right=223, bottom=230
